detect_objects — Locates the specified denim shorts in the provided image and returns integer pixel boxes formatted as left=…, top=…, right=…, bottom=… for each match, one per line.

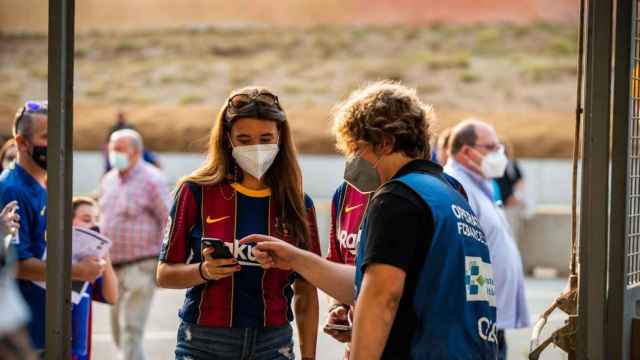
left=175, top=321, right=295, bottom=360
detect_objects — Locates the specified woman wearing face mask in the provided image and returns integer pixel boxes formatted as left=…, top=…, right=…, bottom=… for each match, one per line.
left=156, top=87, right=320, bottom=360
left=0, top=139, right=17, bottom=173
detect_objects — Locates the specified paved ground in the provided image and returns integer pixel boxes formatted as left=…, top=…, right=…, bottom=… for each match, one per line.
left=91, top=277, right=570, bottom=359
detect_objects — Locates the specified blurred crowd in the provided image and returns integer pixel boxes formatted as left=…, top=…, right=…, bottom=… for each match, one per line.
left=0, top=81, right=532, bottom=360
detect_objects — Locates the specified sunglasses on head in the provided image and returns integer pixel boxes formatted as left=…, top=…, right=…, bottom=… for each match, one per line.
left=16, top=100, right=48, bottom=118
left=228, top=92, right=280, bottom=110
left=15, top=100, right=48, bottom=133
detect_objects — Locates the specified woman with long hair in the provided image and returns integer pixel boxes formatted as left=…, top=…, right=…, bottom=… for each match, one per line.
left=156, top=86, right=320, bottom=360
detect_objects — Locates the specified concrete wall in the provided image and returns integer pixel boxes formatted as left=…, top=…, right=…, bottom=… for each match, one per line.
left=75, top=151, right=573, bottom=274
left=518, top=206, right=572, bottom=275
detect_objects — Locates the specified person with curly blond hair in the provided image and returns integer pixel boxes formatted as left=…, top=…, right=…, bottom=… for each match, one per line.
left=242, top=81, right=498, bottom=359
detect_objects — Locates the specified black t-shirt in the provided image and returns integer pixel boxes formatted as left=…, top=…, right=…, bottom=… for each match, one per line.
left=360, top=160, right=440, bottom=359
left=496, top=160, right=523, bottom=203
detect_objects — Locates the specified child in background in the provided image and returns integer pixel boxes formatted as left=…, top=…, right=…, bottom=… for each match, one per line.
left=71, top=197, right=118, bottom=360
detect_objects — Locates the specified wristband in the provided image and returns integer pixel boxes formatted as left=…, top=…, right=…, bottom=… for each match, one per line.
left=198, top=261, right=209, bottom=281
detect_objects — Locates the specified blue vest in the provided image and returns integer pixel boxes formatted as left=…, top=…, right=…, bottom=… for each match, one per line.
left=355, top=171, right=498, bottom=359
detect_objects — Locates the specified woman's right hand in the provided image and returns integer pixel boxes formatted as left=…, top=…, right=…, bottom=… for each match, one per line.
left=238, top=234, right=300, bottom=271
left=200, top=247, right=241, bottom=281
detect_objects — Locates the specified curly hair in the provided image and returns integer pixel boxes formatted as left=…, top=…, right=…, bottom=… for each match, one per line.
left=332, top=81, right=433, bottom=158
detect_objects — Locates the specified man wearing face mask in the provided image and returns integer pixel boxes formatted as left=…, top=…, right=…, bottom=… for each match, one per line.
left=444, top=119, right=530, bottom=360
left=99, top=129, right=170, bottom=360
left=241, top=82, right=498, bottom=359
left=0, top=101, right=107, bottom=353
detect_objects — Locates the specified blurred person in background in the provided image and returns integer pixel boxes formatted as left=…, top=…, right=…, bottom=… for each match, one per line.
left=445, top=119, right=530, bottom=360
left=0, top=200, right=37, bottom=360
left=99, top=128, right=170, bottom=360
left=495, top=142, right=529, bottom=242
left=71, top=196, right=119, bottom=360
left=435, top=127, right=452, bottom=166
left=0, top=101, right=105, bottom=354
left=103, top=112, right=161, bottom=172
left=0, top=139, right=17, bottom=173
left=156, top=86, right=320, bottom=360
left=323, top=182, right=370, bottom=359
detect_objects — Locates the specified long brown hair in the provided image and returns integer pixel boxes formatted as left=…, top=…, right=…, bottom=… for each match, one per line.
left=178, top=87, right=310, bottom=249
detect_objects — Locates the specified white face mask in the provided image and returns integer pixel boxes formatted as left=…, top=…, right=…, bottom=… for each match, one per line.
left=232, top=143, right=279, bottom=180
left=481, top=146, right=508, bottom=178
left=109, top=151, right=130, bottom=171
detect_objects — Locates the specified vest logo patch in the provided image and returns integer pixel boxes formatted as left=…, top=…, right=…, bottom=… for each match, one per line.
left=477, top=317, right=498, bottom=343
left=464, top=256, right=496, bottom=307
left=451, top=204, right=487, bottom=245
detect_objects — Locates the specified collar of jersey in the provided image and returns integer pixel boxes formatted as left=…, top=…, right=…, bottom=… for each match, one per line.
left=231, top=182, right=271, bottom=198
left=14, top=163, right=45, bottom=191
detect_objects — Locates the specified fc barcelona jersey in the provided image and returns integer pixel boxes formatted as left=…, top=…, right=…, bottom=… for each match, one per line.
left=326, top=183, right=370, bottom=266
left=159, top=181, right=320, bottom=328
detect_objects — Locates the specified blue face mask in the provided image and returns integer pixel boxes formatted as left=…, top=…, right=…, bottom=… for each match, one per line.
left=109, top=151, right=130, bottom=171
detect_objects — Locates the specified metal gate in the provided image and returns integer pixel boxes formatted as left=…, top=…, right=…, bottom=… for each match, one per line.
left=603, top=0, right=640, bottom=358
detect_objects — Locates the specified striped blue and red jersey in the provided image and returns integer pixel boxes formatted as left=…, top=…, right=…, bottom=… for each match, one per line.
left=159, top=181, right=320, bottom=328
left=327, top=173, right=465, bottom=266
left=327, top=183, right=370, bottom=266
left=72, top=278, right=108, bottom=360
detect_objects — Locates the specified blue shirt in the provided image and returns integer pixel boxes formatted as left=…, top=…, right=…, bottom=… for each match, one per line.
left=0, top=164, right=48, bottom=349
left=445, top=160, right=530, bottom=329
left=72, top=278, right=106, bottom=360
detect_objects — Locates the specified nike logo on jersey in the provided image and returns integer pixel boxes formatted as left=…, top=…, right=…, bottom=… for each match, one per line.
left=206, top=216, right=230, bottom=224
left=344, top=204, right=363, bottom=213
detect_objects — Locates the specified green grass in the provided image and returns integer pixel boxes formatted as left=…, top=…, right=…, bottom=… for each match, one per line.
left=85, top=87, right=107, bottom=98
left=1, top=23, right=580, bottom=109
left=281, top=82, right=305, bottom=95
left=179, top=94, right=205, bottom=105
left=459, top=71, right=481, bottom=83
left=520, top=59, right=576, bottom=82
left=416, top=83, right=441, bottom=95
left=113, top=40, right=140, bottom=53
left=546, top=36, right=577, bottom=56
left=427, top=53, right=471, bottom=70
left=28, top=66, right=47, bottom=80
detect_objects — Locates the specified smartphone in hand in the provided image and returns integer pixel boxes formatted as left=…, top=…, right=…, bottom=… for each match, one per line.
left=324, top=323, right=352, bottom=332
left=202, top=238, right=234, bottom=260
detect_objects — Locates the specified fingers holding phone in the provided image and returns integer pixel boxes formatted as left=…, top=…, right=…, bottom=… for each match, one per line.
left=323, top=305, right=352, bottom=343
left=201, top=238, right=241, bottom=281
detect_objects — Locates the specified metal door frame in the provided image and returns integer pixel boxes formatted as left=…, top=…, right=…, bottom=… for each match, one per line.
left=46, top=0, right=75, bottom=358
left=577, top=0, right=613, bottom=356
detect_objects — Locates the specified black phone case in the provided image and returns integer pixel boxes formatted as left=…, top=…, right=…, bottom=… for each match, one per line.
left=202, top=238, right=234, bottom=259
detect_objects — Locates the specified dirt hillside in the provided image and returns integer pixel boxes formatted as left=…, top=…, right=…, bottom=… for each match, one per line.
left=0, top=24, right=580, bottom=158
